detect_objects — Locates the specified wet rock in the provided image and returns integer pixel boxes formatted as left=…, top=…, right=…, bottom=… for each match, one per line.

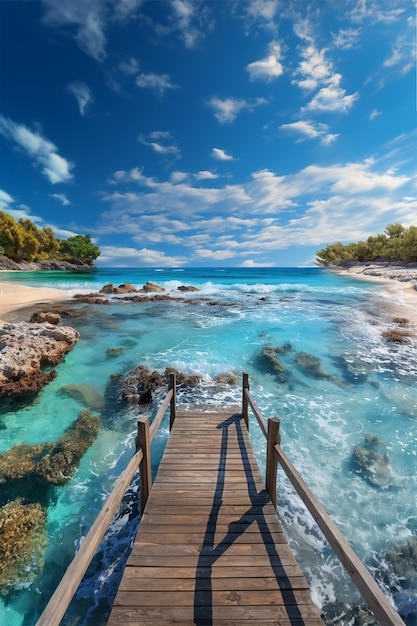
left=294, top=351, right=347, bottom=388
left=321, top=601, right=376, bottom=626
left=381, top=329, right=410, bottom=343
left=259, top=343, right=292, bottom=374
left=215, top=373, right=238, bottom=385
left=100, top=283, right=115, bottom=294
left=106, top=347, right=125, bottom=357
left=114, top=283, right=137, bottom=294
left=0, top=411, right=100, bottom=488
left=352, top=434, right=393, bottom=487
left=0, top=321, right=79, bottom=399
left=178, top=285, right=199, bottom=292
left=139, top=281, right=165, bottom=293
left=0, top=498, right=47, bottom=593
left=393, top=317, right=410, bottom=325
left=73, top=295, right=109, bottom=304
left=29, top=311, right=61, bottom=325
left=59, top=383, right=105, bottom=412
left=119, top=365, right=200, bottom=405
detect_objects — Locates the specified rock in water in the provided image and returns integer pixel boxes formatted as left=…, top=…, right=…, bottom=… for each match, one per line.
left=0, top=498, right=47, bottom=594
left=352, top=434, right=393, bottom=487
left=0, top=321, right=79, bottom=399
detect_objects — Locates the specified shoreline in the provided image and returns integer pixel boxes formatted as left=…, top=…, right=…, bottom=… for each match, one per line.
left=331, top=263, right=417, bottom=328
left=0, top=282, right=70, bottom=317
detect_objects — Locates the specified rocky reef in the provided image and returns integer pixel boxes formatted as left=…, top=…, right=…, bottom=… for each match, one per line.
left=294, top=350, right=348, bottom=388
left=0, top=320, right=79, bottom=399
left=0, top=411, right=100, bottom=593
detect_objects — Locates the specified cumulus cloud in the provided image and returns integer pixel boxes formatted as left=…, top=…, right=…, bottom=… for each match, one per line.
left=293, top=44, right=358, bottom=114
left=67, top=81, right=94, bottom=116
left=280, top=120, right=339, bottom=144
left=211, top=148, right=234, bottom=161
left=50, top=193, right=71, bottom=206
left=243, top=0, right=280, bottom=31
left=0, top=188, right=13, bottom=211
left=0, top=115, right=74, bottom=184
left=135, top=72, right=178, bottom=95
left=246, top=41, right=284, bottom=82
left=207, top=96, right=268, bottom=123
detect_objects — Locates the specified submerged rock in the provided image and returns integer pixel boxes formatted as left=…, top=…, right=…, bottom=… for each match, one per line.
left=352, top=434, right=393, bottom=487
left=0, top=411, right=100, bottom=489
left=294, top=350, right=348, bottom=388
left=106, top=347, right=125, bottom=357
left=0, top=498, right=47, bottom=594
left=258, top=343, right=292, bottom=374
left=0, top=321, right=79, bottom=399
left=59, top=383, right=105, bottom=412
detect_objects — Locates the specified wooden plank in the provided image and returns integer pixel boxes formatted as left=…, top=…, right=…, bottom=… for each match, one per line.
left=118, top=576, right=310, bottom=592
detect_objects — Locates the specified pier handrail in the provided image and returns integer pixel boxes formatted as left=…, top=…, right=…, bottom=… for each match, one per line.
left=36, top=373, right=177, bottom=626
left=242, top=373, right=404, bottom=626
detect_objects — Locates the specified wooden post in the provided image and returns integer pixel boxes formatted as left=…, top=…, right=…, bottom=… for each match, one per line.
left=169, top=372, right=176, bottom=430
left=136, top=417, right=151, bottom=515
left=266, top=417, right=281, bottom=508
left=242, top=371, right=249, bottom=430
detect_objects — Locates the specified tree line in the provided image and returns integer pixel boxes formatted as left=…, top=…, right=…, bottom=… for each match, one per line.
left=0, top=211, right=100, bottom=264
left=316, top=223, right=417, bottom=266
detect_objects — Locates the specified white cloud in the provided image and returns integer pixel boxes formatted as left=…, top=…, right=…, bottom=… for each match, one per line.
left=207, top=96, right=268, bottom=123
left=67, top=81, right=94, bottom=116
left=293, top=45, right=333, bottom=92
left=246, top=41, right=284, bottom=82
left=243, top=0, right=280, bottom=32
left=41, top=0, right=108, bottom=61
left=119, top=56, right=139, bottom=75
left=331, top=27, right=361, bottom=49
left=194, top=170, right=219, bottom=181
left=0, top=115, right=74, bottom=184
left=370, top=109, right=382, bottom=121
left=211, top=148, right=234, bottom=161
left=139, top=131, right=181, bottom=157
left=170, top=171, right=188, bottom=183
left=240, top=259, right=274, bottom=267
left=135, top=72, right=178, bottom=95
left=50, top=193, right=71, bottom=206
left=280, top=120, right=339, bottom=145
left=303, top=74, right=358, bottom=113
left=0, top=188, right=13, bottom=211
left=170, top=0, right=201, bottom=48
left=113, top=0, right=143, bottom=22
left=99, top=145, right=414, bottom=265
left=97, top=245, right=186, bottom=267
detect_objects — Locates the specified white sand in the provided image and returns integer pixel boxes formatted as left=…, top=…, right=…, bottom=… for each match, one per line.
left=0, top=282, right=70, bottom=316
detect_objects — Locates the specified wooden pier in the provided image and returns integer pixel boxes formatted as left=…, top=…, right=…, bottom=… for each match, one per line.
left=36, top=373, right=405, bottom=626
left=107, top=406, right=324, bottom=625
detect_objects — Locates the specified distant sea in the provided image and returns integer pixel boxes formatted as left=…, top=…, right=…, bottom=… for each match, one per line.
left=1, top=267, right=416, bottom=625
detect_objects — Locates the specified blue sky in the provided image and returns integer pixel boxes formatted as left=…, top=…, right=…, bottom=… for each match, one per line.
left=0, top=0, right=415, bottom=267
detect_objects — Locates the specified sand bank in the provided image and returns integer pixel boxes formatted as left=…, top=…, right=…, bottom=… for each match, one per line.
left=0, top=282, right=70, bottom=317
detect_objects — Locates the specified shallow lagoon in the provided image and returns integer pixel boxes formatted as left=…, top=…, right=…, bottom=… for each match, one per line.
left=1, top=267, right=416, bottom=625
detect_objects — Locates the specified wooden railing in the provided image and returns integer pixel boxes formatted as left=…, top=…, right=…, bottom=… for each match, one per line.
left=242, top=373, right=405, bottom=626
left=36, top=373, right=177, bottom=626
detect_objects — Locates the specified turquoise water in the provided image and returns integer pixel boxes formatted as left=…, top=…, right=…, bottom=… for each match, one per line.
left=1, top=267, right=416, bottom=625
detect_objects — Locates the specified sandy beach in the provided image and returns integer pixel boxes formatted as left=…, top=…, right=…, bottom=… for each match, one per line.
left=0, top=282, right=70, bottom=317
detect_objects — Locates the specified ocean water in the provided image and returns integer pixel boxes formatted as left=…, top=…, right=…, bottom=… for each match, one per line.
left=0, top=267, right=416, bottom=625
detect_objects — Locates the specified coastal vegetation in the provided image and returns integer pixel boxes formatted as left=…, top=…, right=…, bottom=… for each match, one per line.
left=316, top=223, right=417, bottom=266
left=0, top=211, right=100, bottom=265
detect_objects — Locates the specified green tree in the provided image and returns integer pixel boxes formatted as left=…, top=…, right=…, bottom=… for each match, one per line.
left=59, top=234, right=100, bottom=263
